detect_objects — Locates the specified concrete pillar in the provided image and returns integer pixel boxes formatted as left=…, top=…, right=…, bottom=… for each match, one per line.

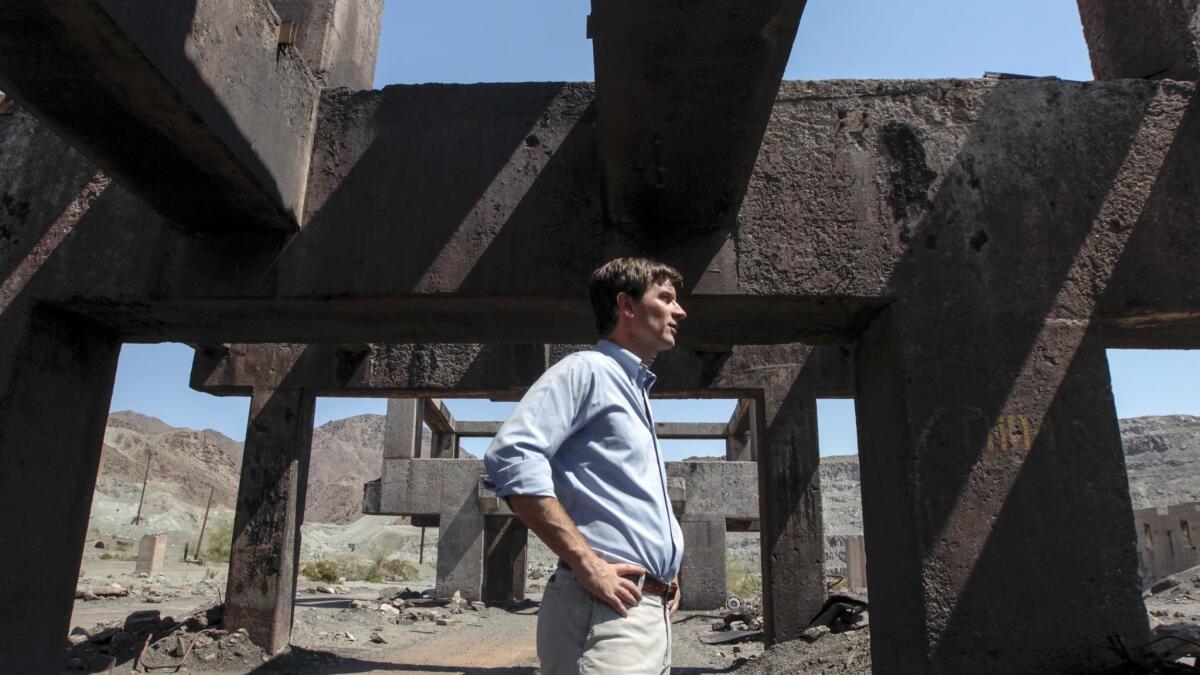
left=384, top=398, right=424, bottom=459
left=1078, top=0, right=1200, bottom=80
left=0, top=311, right=120, bottom=671
left=431, top=431, right=457, bottom=459
left=270, top=0, right=384, bottom=89
left=679, top=519, right=727, bottom=608
left=483, top=517, right=528, bottom=604
left=225, top=387, right=316, bottom=654
left=725, top=399, right=755, bottom=461
left=855, top=309, right=1147, bottom=672
left=756, top=351, right=824, bottom=645
left=136, top=535, right=168, bottom=576
left=434, top=462, right=487, bottom=601
left=845, top=535, right=867, bottom=591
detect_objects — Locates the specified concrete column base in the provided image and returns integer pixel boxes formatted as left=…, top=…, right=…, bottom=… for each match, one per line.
left=855, top=309, right=1148, bottom=671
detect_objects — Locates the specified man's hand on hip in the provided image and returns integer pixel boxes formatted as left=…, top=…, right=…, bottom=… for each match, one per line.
left=669, top=576, right=681, bottom=615
left=576, top=556, right=644, bottom=617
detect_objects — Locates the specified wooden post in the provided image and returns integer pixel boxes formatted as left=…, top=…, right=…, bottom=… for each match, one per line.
left=132, top=449, right=153, bottom=525
left=194, top=487, right=214, bottom=561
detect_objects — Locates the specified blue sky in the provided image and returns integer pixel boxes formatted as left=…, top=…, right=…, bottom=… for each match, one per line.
left=108, top=1, right=1197, bottom=460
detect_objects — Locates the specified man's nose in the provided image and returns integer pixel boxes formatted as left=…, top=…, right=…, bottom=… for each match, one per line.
left=673, top=304, right=687, bottom=321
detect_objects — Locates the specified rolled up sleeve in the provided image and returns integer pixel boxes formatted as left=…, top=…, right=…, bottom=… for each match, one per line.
left=484, top=356, right=592, bottom=498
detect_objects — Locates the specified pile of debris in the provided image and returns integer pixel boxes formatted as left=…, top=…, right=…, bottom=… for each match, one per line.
left=318, top=587, right=494, bottom=642
left=64, top=603, right=268, bottom=672
left=696, top=594, right=868, bottom=647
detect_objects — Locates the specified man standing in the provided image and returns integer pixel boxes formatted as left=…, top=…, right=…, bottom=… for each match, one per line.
left=484, top=257, right=688, bottom=674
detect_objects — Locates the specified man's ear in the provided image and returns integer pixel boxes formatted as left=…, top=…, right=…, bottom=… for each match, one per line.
left=616, top=292, right=635, bottom=317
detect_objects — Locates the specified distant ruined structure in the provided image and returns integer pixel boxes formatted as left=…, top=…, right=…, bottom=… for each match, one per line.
left=2, top=1, right=1198, bottom=672
left=1135, top=502, right=1200, bottom=584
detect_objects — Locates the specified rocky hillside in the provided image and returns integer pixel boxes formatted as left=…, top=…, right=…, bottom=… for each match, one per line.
left=1121, top=415, right=1200, bottom=509
left=90, top=410, right=1198, bottom=554
left=96, top=411, right=475, bottom=528
left=96, top=411, right=392, bottom=528
left=819, top=414, right=1200, bottom=536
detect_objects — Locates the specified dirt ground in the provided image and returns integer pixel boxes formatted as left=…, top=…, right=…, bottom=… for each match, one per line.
left=65, top=559, right=768, bottom=674
left=65, top=560, right=1200, bottom=674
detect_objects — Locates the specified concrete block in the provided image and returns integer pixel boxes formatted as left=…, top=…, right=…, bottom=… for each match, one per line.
left=135, top=535, right=167, bottom=576
left=845, top=535, right=867, bottom=591
left=680, top=520, right=727, bottom=609
left=0, top=0, right=320, bottom=232
left=1078, top=0, right=1200, bottom=80
left=270, top=0, right=384, bottom=90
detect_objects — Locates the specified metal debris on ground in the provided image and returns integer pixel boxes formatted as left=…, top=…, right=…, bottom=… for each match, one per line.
left=1110, top=623, right=1200, bottom=673
left=807, top=594, right=869, bottom=634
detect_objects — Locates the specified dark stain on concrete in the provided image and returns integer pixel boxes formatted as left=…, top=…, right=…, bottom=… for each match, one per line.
left=881, top=120, right=937, bottom=223
left=969, top=229, right=990, bottom=251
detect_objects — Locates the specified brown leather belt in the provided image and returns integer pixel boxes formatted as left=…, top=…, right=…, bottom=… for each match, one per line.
left=557, top=560, right=678, bottom=601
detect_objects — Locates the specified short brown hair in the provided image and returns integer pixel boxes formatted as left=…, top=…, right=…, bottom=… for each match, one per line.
left=589, top=257, right=683, bottom=335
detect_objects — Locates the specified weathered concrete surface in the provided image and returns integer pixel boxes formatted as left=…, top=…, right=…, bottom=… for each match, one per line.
left=1134, top=502, right=1200, bottom=584
left=192, top=342, right=855, bottom=399
left=1078, top=0, right=1200, bottom=80
left=370, top=458, right=758, bottom=609
left=0, top=311, right=120, bottom=671
left=225, top=388, right=316, bottom=654
left=590, top=0, right=805, bottom=236
left=3, top=74, right=1198, bottom=671
left=0, top=0, right=318, bottom=233
left=856, top=311, right=1147, bottom=672
left=845, top=534, right=867, bottom=591
left=0, top=79, right=1189, bottom=346
left=753, top=345, right=825, bottom=645
left=270, top=0, right=384, bottom=90
left=383, top=398, right=424, bottom=459
left=483, top=518, right=529, bottom=604
left=135, top=535, right=168, bottom=576
left=668, top=461, right=759, bottom=609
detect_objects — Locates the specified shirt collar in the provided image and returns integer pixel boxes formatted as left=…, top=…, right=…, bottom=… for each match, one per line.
left=596, top=339, right=657, bottom=391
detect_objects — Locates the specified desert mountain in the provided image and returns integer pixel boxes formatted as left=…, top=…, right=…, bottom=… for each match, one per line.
left=94, top=412, right=1199, bottom=537
left=98, top=411, right=475, bottom=525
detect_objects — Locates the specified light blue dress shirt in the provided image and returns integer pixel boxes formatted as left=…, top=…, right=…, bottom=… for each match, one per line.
left=483, top=340, right=685, bottom=582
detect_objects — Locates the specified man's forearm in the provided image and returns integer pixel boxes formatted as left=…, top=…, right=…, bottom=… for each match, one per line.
left=508, top=495, right=602, bottom=572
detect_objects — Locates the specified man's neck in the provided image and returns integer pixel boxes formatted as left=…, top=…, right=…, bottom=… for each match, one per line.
left=604, top=334, right=655, bottom=364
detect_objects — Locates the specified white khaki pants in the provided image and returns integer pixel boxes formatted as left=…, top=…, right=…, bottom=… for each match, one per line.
left=537, top=566, right=672, bottom=674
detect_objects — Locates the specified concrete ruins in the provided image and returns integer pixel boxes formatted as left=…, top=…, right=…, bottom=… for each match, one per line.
left=1, top=0, right=1197, bottom=671
left=1135, top=501, right=1200, bottom=584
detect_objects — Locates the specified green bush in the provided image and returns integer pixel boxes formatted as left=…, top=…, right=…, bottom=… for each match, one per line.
left=726, top=555, right=762, bottom=600
left=205, top=520, right=234, bottom=563
left=300, top=559, right=341, bottom=584
left=380, top=558, right=420, bottom=582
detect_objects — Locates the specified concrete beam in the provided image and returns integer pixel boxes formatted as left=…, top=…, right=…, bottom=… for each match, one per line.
left=190, top=343, right=855, bottom=401
left=455, top=419, right=729, bottom=439
left=269, top=0, right=384, bottom=90
left=1078, top=0, right=1200, bottom=80
left=0, top=0, right=319, bottom=233
left=590, top=0, right=806, bottom=235
left=5, top=80, right=1198, bottom=347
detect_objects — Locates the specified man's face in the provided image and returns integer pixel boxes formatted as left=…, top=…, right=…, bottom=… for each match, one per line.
left=622, top=280, right=687, bottom=354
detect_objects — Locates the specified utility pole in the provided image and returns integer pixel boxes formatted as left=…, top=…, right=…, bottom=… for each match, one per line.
left=132, top=449, right=153, bottom=525
left=194, top=487, right=214, bottom=562
left=419, top=527, right=426, bottom=564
